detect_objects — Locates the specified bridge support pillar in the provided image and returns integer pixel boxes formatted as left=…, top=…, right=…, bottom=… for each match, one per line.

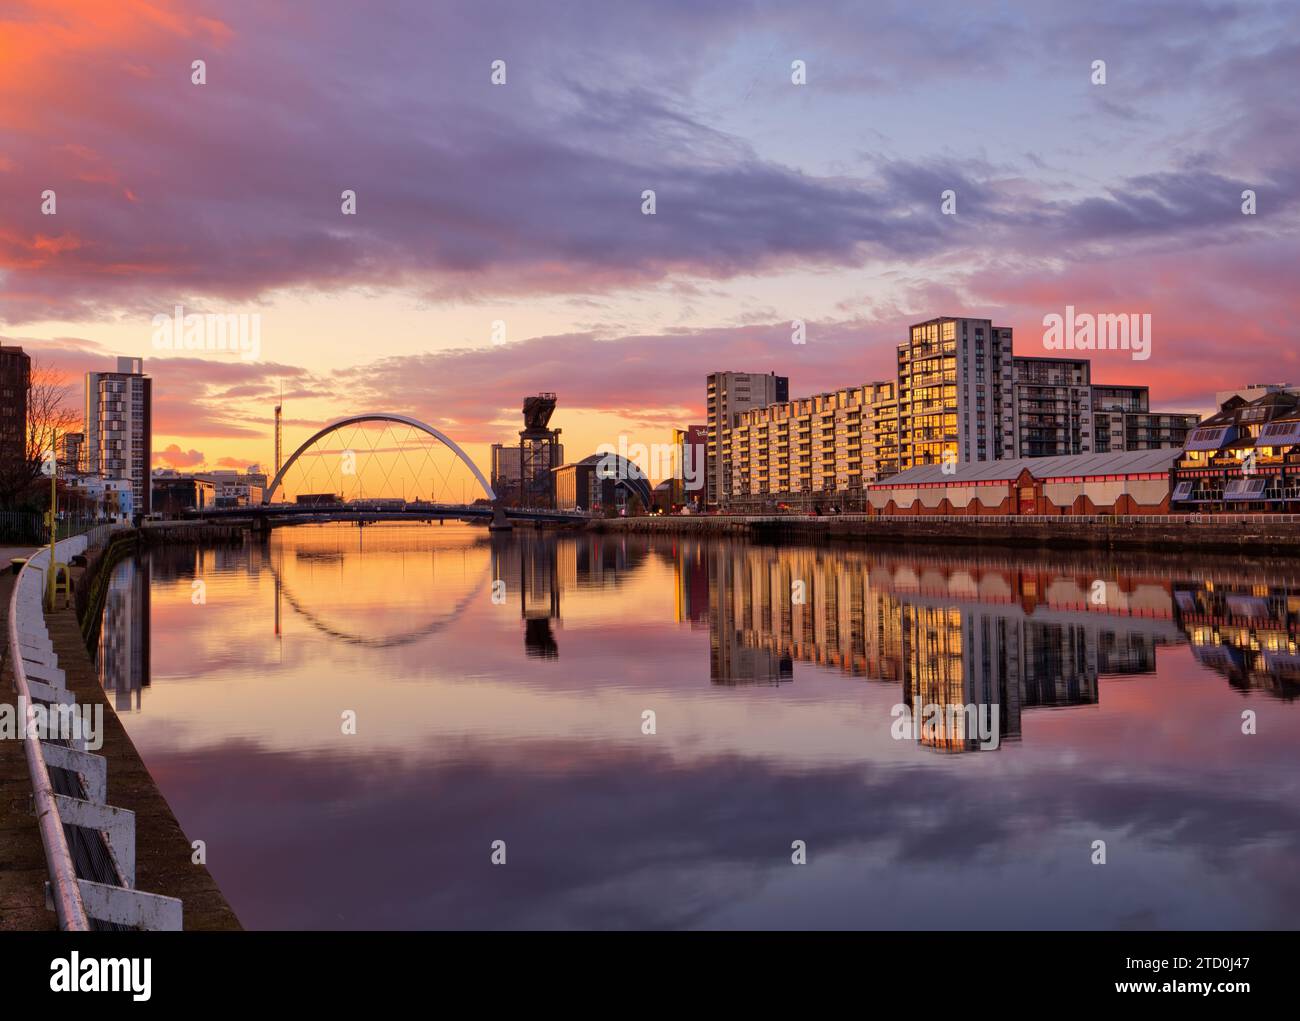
left=488, top=503, right=512, bottom=532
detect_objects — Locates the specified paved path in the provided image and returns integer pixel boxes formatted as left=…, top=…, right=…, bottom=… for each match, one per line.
left=0, top=550, right=57, bottom=929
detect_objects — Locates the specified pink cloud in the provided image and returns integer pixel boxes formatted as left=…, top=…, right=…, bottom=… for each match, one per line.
left=154, top=443, right=205, bottom=468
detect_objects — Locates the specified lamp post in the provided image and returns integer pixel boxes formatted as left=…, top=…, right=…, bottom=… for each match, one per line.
left=46, top=430, right=57, bottom=611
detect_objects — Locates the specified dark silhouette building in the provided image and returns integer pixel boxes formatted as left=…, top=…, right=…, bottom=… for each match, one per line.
left=0, top=346, right=30, bottom=482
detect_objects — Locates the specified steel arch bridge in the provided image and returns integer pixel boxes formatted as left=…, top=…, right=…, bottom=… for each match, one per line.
left=263, top=412, right=495, bottom=505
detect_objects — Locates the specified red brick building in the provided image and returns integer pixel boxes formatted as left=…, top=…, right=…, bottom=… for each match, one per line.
left=866, top=448, right=1179, bottom=516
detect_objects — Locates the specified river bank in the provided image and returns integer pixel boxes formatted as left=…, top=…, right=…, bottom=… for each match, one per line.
left=589, top=513, right=1300, bottom=554
left=0, top=558, right=55, bottom=930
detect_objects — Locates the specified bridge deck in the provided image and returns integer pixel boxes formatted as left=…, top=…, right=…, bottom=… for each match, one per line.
left=185, top=504, right=590, bottom=524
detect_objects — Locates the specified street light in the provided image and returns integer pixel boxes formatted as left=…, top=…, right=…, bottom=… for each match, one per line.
left=44, top=430, right=58, bottom=610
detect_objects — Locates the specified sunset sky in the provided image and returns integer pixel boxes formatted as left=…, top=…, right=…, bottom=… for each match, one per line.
left=2, top=0, right=1297, bottom=484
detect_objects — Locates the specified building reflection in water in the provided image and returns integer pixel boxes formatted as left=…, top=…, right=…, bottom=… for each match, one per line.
left=96, top=555, right=151, bottom=712
left=490, top=532, right=653, bottom=659
left=705, top=545, right=793, bottom=684
left=685, top=542, right=1213, bottom=752
left=99, top=544, right=255, bottom=708
left=1175, top=581, right=1300, bottom=700
left=674, top=541, right=711, bottom=630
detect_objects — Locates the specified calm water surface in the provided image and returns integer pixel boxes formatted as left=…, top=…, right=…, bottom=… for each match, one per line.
left=96, top=524, right=1300, bottom=929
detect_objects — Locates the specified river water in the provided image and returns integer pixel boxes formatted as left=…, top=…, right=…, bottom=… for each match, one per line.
left=96, top=523, right=1300, bottom=929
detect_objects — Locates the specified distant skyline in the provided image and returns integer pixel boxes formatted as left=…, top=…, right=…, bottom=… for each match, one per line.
left=2, top=0, right=1297, bottom=477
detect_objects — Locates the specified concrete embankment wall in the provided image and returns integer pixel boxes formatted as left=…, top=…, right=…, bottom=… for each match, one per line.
left=590, top=514, right=1300, bottom=555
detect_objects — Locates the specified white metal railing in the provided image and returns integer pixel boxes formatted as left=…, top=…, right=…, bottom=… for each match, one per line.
left=79, top=523, right=118, bottom=552
left=7, top=534, right=182, bottom=930
left=616, top=513, right=1300, bottom=526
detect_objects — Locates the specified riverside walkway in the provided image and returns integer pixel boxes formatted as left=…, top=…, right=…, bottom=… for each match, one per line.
left=0, top=548, right=54, bottom=930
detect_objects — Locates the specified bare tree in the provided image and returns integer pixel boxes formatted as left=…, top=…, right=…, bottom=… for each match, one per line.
left=0, top=356, right=81, bottom=509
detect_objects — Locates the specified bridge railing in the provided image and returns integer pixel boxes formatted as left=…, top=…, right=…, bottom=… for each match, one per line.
left=186, top=501, right=592, bottom=519
left=7, top=535, right=183, bottom=930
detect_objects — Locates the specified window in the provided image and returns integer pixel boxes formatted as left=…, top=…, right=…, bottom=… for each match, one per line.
left=1261, top=421, right=1300, bottom=443
left=1220, top=477, right=1266, bottom=499
left=1186, top=426, right=1229, bottom=450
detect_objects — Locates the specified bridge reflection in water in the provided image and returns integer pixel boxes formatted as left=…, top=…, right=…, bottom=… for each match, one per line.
left=98, top=528, right=1300, bottom=755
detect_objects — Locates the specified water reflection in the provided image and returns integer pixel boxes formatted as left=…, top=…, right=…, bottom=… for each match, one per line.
left=97, top=554, right=149, bottom=713
left=96, top=525, right=1300, bottom=929
left=1176, top=583, right=1300, bottom=699
left=113, top=533, right=1300, bottom=713
left=687, top=543, right=1297, bottom=750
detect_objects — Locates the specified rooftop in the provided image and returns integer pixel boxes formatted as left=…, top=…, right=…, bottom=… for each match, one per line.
left=869, top=447, right=1181, bottom=488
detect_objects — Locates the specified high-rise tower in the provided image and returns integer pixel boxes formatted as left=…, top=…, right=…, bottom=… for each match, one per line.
left=84, top=356, right=152, bottom=515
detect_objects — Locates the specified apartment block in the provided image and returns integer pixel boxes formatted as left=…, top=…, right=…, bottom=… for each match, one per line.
left=1091, top=384, right=1199, bottom=452
left=728, top=380, right=895, bottom=511
left=0, top=346, right=30, bottom=474
left=1122, top=411, right=1200, bottom=449
left=706, top=371, right=788, bottom=507
left=871, top=381, right=901, bottom=478
left=708, top=316, right=1203, bottom=510
left=1010, top=356, right=1093, bottom=457
left=490, top=443, right=523, bottom=502
left=897, top=317, right=1014, bottom=470
left=85, top=356, right=152, bottom=515
left=58, top=431, right=85, bottom=473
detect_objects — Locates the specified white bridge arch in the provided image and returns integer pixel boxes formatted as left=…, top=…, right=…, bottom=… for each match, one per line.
left=263, top=412, right=496, bottom=504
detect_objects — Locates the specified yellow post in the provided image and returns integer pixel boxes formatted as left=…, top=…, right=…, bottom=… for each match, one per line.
left=46, top=430, right=57, bottom=611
